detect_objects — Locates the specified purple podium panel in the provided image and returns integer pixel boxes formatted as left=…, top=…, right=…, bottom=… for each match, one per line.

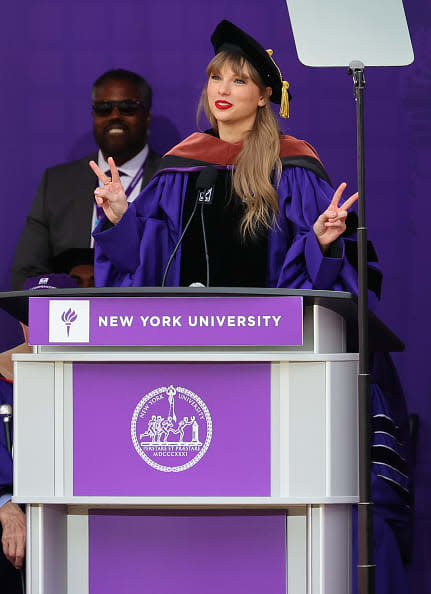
left=89, top=511, right=287, bottom=594
left=28, top=296, right=303, bottom=346
left=73, top=362, right=271, bottom=496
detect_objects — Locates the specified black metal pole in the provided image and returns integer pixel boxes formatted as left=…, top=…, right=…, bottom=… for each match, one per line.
left=348, top=60, right=375, bottom=594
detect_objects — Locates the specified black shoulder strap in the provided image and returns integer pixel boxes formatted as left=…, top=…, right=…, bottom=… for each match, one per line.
left=280, top=155, right=332, bottom=186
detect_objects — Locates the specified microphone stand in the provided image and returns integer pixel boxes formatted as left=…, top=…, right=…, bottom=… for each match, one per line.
left=348, top=60, right=375, bottom=594
left=0, top=405, right=12, bottom=455
left=200, top=205, right=210, bottom=287
left=161, top=166, right=218, bottom=287
left=161, top=198, right=199, bottom=287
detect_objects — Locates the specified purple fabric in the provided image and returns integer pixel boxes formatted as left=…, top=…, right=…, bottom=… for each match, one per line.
left=350, top=354, right=412, bottom=594
left=371, top=384, right=410, bottom=497
left=73, top=362, right=271, bottom=496
left=94, top=172, right=187, bottom=286
left=94, top=162, right=373, bottom=299
left=353, top=507, right=409, bottom=594
left=89, top=511, right=287, bottom=594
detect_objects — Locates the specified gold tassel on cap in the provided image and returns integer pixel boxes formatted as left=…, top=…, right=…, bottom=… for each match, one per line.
left=280, top=80, right=290, bottom=119
left=266, top=48, right=290, bottom=118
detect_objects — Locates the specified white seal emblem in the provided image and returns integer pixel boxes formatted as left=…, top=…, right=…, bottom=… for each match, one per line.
left=131, top=385, right=212, bottom=472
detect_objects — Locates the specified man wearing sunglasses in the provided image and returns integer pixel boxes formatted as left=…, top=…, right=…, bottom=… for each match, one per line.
left=12, top=69, right=161, bottom=289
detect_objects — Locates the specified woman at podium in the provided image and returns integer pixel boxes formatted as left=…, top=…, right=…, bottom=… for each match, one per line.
left=90, top=20, right=380, bottom=301
left=89, top=20, right=408, bottom=594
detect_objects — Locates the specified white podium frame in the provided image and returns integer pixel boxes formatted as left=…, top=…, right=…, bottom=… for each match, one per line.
left=13, top=297, right=358, bottom=594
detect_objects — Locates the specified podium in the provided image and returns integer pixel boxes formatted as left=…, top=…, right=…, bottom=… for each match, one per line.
left=3, top=287, right=402, bottom=594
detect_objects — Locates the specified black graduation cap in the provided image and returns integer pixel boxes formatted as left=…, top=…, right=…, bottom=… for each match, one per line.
left=52, top=248, right=95, bottom=274
left=210, top=20, right=291, bottom=117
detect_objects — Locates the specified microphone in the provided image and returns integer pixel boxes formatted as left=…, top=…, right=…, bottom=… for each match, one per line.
left=196, top=166, right=218, bottom=205
left=162, top=166, right=218, bottom=287
left=0, top=403, right=13, bottom=456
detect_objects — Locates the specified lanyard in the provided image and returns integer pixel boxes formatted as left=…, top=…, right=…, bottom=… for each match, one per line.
left=124, top=162, right=145, bottom=198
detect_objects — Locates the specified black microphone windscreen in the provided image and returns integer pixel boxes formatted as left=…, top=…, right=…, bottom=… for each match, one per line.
left=195, top=166, right=218, bottom=190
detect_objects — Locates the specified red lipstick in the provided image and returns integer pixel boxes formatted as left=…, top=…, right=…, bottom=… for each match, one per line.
left=215, top=100, right=232, bottom=110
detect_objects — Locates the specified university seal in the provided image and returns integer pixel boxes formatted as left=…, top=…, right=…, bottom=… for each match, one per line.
left=131, top=385, right=212, bottom=472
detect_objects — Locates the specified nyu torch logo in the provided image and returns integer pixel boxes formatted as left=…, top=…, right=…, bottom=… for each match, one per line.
left=48, top=300, right=90, bottom=343
left=61, top=308, right=78, bottom=337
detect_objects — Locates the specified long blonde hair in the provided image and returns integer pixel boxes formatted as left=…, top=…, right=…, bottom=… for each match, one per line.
left=198, top=51, right=282, bottom=238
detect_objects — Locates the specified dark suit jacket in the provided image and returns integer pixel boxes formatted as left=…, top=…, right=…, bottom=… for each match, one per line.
left=11, top=149, right=162, bottom=289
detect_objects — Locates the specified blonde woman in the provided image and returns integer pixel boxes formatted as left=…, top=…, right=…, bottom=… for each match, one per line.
left=90, top=20, right=380, bottom=299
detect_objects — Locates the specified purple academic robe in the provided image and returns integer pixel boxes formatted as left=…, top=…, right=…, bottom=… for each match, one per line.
left=93, top=164, right=379, bottom=305
left=353, top=352, right=411, bottom=594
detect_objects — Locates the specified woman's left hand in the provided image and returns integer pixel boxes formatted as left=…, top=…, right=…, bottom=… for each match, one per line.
left=313, top=183, right=358, bottom=253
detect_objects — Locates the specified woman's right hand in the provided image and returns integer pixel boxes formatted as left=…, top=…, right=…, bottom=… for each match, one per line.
left=89, top=156, right=128, bottom=225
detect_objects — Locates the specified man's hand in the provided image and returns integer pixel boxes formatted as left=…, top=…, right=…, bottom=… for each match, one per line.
left=0, top=502, right=25, bottom=569
left=313, top=182, right=358, bottom=252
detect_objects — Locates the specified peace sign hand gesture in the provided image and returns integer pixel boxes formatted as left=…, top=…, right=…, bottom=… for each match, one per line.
left=89, top=157, right=128, bottom=225
left=313, top=183, right=358, bottom=253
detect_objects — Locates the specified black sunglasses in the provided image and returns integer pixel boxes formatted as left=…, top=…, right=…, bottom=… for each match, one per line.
left=92, top=99, right=146, bottom=116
